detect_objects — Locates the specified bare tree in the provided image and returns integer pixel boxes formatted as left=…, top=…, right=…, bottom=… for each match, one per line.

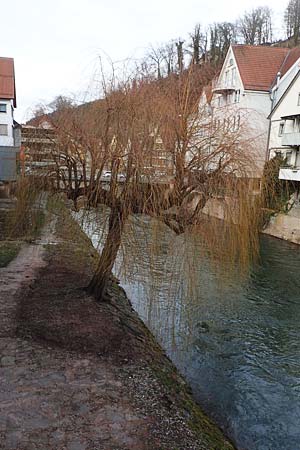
left=285, top=0, right=300, bottom=44
left=41, top=63, right=259, bottom=302
left=189, top=24, right=208, bottom=65
left=209, top=22, right=236, bottom=65
left=238, top=7, right=273, bottom=45
left=147, top=45, right=165, bottom=78
left=161, top=41, right=177, bottom=75
left=176, top=40, right=185, bottom=73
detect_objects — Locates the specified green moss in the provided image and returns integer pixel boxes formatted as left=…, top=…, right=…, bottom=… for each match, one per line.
left=46, top=196, right=99, bottom=270
left=151, top=361, right=235, bottom=449
left=0, top=241, right=21, bottom=267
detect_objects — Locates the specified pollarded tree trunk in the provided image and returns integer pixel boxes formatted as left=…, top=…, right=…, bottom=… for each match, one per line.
left=88, top=204, right=128, bottom=301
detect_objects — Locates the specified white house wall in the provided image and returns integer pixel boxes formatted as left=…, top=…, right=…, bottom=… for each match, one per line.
left=272, top=62, right=300, bottom=109
left=211, top=47, right=271, bottom=176
left=269, top=72, right=300, bottom=165
left=0, top=99, right=14, bottom=147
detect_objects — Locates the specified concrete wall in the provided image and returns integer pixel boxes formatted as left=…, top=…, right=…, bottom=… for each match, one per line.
left=263, top=212, right=300, bottom=245
left=0, top=147, right=18, bottom=181
left=202, top=197, right=300, bottom=246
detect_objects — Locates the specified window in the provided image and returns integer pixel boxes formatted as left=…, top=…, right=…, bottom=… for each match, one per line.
left=231, top=68, right=236, bottom=86
left=285, top=150, right=292, bottom=165
left=225, top=71, right=229, bottom=86
left=0, top=104, right=7, bottom=113
left=0, top=124, right=8, bottom=135
left=295, top=117, right=300, bottom=132
left=234, top=89, right=240, bottom=103
left=279, top=122, right=285, bottom=136
left=229, top=58, right=234, bottom=67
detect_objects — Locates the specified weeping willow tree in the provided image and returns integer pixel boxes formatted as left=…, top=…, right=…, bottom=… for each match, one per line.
left=40, top=63, right=261, bottom=302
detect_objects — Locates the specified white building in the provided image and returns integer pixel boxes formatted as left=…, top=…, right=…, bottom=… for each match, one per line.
left=210, top=45, right=298, bottom=181
left=0, top=57, right=20, bottom=181
left=268, top=48, right=300, bottom=183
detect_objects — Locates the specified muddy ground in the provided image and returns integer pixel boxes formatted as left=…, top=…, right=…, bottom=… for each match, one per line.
left=0, top=204, right=235, bottom=450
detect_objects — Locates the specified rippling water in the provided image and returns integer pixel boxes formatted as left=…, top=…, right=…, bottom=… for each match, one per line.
left=79, top=208, right=300, bottom=450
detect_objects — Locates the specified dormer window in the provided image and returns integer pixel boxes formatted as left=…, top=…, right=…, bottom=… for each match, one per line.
left=0, top=104, right=7, bottom=113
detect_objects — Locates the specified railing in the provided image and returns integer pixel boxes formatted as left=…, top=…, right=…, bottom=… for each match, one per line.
left=281, top=132, right=300, bottom=146
left=279, top=167, right=300, bottom=181
left=212, top=83, right=236, bottom=93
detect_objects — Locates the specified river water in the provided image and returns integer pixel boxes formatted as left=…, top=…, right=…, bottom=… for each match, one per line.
left=79, top=208, right=300, bottom=450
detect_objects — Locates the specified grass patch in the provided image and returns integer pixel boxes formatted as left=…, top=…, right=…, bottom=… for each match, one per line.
left=0, top=241, right=21, bottom=267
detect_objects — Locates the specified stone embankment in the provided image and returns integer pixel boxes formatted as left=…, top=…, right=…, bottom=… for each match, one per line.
left=262, top=205, right=300, bottom=245
left=201, top=196, right=300, bottom=246
left=0, top=202, right=235, bottom=450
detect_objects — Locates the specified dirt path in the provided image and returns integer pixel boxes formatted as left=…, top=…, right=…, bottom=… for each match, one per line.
left=0, top=217, right=56, bottom=337
left=0, top=218, right=155, bottom=450
left=0, top=210, right=235, bottom=450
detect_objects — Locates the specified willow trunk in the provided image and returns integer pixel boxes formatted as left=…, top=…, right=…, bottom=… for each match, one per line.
left=88, top=205, right=127, bottom=301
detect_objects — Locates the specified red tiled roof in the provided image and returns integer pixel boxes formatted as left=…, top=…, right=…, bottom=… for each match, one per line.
left=232, top=45, right=290, bottom=91
left=280, top=47, right=300, bottom=78
left=0, top=57, right=16, bottom=107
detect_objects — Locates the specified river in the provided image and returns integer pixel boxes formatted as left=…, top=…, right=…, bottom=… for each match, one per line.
left=78, top=207, right=300, bottom=450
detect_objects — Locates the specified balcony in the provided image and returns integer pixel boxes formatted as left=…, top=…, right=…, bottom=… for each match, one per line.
left=279, top=167, right=300, bottom=181
left=212, top=83, right=236, bottom=94
left=281, top=132, right=300, bottom=147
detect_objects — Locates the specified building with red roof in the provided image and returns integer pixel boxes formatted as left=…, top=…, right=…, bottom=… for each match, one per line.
left=0, top=57, right=20, bottom=182
left=210, top=44, right=300, bottom=179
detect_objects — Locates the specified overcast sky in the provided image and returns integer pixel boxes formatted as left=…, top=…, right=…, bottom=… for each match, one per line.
left=3, top=0, right=287, bottom=122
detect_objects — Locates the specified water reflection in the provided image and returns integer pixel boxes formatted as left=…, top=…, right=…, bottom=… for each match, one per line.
left=78, top=208, right=300, bottom=450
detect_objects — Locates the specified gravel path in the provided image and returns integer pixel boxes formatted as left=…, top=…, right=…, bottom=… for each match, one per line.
left=0, top=218, right=153, bottom=450
left=0, top=211, right=235, bottom=450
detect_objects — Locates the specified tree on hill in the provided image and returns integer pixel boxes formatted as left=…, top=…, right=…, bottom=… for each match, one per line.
left=209, top=22, right=236, bottom=66
left=238, top=6, right=273, bottom=45
left=285, top=0, right=300, bottom=45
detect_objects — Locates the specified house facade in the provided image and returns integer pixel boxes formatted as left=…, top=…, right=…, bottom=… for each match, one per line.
left=209, top=45, right=299, bottom=181
left=0, top=57, right=20, bottom=182
left=268, top=49, right=300, bottom=183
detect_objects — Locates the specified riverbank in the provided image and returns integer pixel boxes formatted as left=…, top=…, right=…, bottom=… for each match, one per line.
left=0, top=200, right=235, bottom=450
left=262, top=207, right=300, bottom=245
left=202, top=197, right=300, bottom=246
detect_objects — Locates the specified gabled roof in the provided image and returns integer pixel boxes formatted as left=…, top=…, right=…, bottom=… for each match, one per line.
left=279, top=47, right=300, bottom=80
left=268, top=69, right=300, bottom=119
left=232, top=45, right=290, bottom=92
left=0, top=57, right=16, bottom=107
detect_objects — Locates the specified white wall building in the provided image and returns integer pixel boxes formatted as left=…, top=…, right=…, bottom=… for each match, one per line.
left=0, top=57, right=19, bottom=181
left=268, top=49, right=300, bottom=182
left=0, top=99, right=15, bottom=146
left=209, top=45, right=299, bottom=180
